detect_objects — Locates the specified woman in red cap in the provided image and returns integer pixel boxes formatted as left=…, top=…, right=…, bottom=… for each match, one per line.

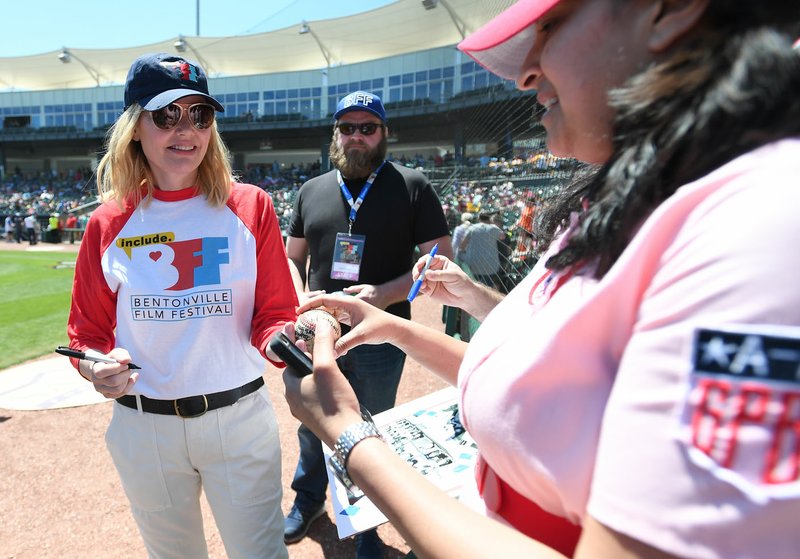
left=284, top=1, right=800, bottom=558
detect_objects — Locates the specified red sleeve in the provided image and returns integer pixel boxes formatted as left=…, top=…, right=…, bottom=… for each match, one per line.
left=228, top=184, right=298, bottom=361
left=66, top=204, right=129, bottom=372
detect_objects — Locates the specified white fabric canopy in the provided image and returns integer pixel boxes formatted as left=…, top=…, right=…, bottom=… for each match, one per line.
left=0, top=0, right=513, bottom=91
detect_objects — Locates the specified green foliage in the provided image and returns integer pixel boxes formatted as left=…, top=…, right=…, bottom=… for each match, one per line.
left=0, top=251, right=77, bottom=369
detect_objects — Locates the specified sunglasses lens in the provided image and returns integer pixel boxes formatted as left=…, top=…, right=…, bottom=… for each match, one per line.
left=190, top=104, right=215, bottom=129
left=338, top=123, right=357, bottom=135
left=151, top=104, right=215, bottom=130
left=337, top=122, right=382, bottom=135
left=359, top=123, right=379, bottom=135
left=151, top=105, right=182, bottom=129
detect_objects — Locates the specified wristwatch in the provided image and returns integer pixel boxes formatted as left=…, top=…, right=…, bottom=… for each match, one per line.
left=328, top=407, right=384, bottom=496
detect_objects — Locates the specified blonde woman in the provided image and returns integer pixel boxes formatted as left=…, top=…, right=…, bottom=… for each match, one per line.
left=67, top=53, right=295, bottom=559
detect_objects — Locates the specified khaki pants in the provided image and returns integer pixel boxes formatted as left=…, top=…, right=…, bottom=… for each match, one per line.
left=105, top=385, right=288, bottom=559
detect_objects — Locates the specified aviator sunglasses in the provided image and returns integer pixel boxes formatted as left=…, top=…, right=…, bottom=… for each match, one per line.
left=335, top=122, right=385, bottom=136
left=148, top=103, right=216, bottom=130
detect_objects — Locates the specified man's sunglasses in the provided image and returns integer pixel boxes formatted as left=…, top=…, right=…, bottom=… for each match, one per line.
left=149, top=103, right=216, bottom=130
left=335, top=122, right=385, bottom=136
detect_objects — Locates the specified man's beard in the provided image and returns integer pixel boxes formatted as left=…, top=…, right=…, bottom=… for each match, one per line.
left=329, top=134, right=388, bottom=179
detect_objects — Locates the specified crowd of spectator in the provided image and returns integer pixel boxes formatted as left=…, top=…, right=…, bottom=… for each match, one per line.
left=1, top=167, right=96, bottom=219
left=2, top=151, right=572, bottom=276
left=1, top=167, right=94, bottom=244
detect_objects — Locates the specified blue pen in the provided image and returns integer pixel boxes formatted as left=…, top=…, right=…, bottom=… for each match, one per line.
left=407, top=243, right=439, bottom=302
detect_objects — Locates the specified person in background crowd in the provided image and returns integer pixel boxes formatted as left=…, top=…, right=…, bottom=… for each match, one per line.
left=460, top=211, right=505, bottom=289
left=283, top=1, right=800, bottom=558
left=66, top=52, right=296, bottom=559
left=492, top=212, right=514, bottom=293
left=10, top=213, right=22, bottom=243
left=4, top=214, right=13, bottom=242
left=23, top=212, right=37, bottom=245
left=451, top=211, right=473, bottom=263
left=62, top=212, right=80, bottom=243
left=282, top=90, right=452, bottom=559
left=65, top=212, right=78, bottom=230
left=514, top=194, right=538, bottom=257
left=47, top=213, right=61, bottom=243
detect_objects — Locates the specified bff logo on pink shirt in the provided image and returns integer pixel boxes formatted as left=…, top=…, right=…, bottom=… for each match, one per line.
left=684, top=326, right=800, bottom=491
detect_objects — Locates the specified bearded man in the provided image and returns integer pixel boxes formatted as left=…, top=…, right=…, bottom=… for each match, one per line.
left=283, top=90, right=452, bottom=559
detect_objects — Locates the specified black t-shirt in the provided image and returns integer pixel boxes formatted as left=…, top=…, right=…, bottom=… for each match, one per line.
left=288, top=161, right=449, bottom=319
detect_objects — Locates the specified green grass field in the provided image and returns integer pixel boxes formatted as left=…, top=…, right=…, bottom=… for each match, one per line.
left=0, top=251, right=77, bottom=370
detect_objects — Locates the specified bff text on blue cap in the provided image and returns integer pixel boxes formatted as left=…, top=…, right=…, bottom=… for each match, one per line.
left=334, top=90, right=386, bottom=123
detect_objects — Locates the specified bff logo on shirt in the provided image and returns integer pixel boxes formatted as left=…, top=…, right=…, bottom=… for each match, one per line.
left=117, top=233, right=234, bottom=323
left=117, top=232, right=229, bottom=291
left=682, top=326, right=800, bottom=495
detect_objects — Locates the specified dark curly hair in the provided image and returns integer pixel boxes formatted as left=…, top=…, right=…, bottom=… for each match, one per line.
left=535, top=3, right=800, bottom=277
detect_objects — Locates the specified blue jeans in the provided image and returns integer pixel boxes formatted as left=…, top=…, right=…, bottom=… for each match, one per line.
left=290, top=342, right=406, bottom=511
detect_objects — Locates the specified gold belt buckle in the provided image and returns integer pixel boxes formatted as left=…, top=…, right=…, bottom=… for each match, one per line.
left=173, top=394, right=209, bottom=418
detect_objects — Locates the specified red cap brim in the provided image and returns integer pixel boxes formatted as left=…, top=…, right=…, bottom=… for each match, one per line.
left=458, top=0, right=561, bottom=80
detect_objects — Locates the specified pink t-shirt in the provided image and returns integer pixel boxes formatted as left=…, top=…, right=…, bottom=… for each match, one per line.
left=459, top=139, right=800, bottom=558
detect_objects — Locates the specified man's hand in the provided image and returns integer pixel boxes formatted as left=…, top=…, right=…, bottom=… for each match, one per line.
left=340, top=284, right=387, bottom=309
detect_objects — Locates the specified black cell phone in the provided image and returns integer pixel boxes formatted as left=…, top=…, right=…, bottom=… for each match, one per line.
left=269, top=332, right=313, bottom=377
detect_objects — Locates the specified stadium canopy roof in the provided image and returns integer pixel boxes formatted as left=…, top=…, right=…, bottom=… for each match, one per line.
left=0, top=0, right=513, bottom=92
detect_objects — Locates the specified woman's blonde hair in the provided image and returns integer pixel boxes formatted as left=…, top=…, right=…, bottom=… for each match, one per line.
left=95, top=104, right=235, bottom=207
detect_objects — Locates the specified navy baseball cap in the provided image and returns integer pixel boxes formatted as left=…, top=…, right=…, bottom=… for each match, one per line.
left=334, top=91, right=386, bottom=123
left=123, top=53, right=224, bottom=112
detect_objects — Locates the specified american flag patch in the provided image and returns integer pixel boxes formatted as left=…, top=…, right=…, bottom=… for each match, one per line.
left=681, top=326, right=800, bottom=494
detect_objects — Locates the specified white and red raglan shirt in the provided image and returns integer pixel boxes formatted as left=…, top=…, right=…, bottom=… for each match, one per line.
left=458, top=139, right=800, bottom=558
left=68, top=183, right=298, bottom=400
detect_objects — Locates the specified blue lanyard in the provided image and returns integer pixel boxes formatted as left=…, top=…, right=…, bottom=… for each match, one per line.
left=338, top=161, right=386, bottom=234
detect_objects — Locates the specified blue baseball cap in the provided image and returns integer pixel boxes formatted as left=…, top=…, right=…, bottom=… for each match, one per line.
left=334, top=90, right=386, bottom=123
left=123, top=52, right=224, bottom=112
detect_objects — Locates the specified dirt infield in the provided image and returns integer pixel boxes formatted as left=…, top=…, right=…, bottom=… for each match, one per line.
left=0, top=239, right=450, bottom=558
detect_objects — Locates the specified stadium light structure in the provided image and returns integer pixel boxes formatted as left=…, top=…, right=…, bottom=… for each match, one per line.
left=420, top=0, right=468, bottom=39
left=57, top=48, right=103, bottom=86
left=173, top=36, right=188, bottom=53
left=298, top=20, right=332, bottom=68
left=173, top=35, right=212, bottom=74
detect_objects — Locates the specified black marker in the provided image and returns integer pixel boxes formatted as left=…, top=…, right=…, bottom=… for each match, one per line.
left=55, top=346, right=141, bottom=370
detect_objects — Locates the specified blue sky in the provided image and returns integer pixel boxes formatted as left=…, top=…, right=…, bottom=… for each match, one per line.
left=1, top=0, right=395, bottom=57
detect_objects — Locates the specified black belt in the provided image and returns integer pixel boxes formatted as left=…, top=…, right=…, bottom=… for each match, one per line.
left=116, top=377, right=264, bottom=418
